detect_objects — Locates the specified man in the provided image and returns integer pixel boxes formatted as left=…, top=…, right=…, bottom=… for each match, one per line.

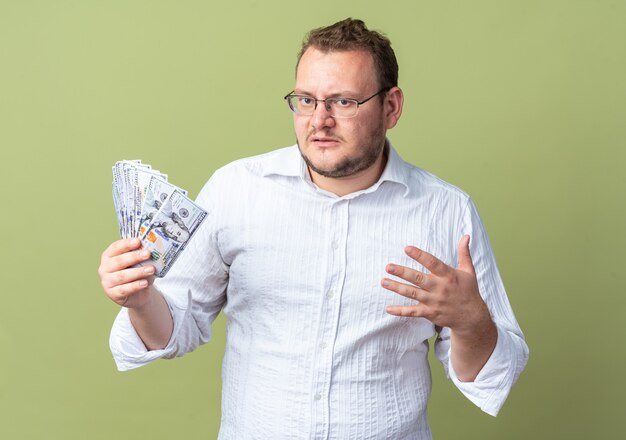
left=99, top=18, right=528, bottom=440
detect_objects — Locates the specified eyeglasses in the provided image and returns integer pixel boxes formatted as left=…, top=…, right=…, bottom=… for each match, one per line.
left=283, top=88, right=390, bottom=118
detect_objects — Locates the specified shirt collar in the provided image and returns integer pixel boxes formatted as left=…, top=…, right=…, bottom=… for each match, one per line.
left=260, top=145, right=305, bottom=178
left=377, top=140, right=411, bottom=197
left=261, top=139, right=411, bottom=197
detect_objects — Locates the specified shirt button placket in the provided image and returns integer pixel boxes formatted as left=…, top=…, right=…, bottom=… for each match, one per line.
left=312, top=199, right=349, bottom=439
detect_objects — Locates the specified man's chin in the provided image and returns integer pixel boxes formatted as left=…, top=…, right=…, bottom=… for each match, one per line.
left=297, top=142, right=365, bottom=178
left=308, top=158, right=366, bottom=179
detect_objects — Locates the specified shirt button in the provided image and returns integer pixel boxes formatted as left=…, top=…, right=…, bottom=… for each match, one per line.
left=314, top=393, right=322, bottom=401
left=326, top=291, right=334, bottom=299
left=319, top=342, right=327, bottom=349
left=331, top=241, right=339, bottom=250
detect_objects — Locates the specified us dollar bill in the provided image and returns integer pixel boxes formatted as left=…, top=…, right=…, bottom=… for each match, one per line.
left=132, top=169, right=168, bottom=236
left=112, top=160, right=203, bottom=276
left=137, top=176, right=187, bottom=238
left=112, top=160, right=143, bottom=238
left=139, top=189, right=207, bottom=277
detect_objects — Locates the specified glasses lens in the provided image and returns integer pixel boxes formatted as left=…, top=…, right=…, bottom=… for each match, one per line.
left=286, top=96, right=297, bottom=113
left=328, top=98, right=358, bottom=118
left=285, top=95, right=359, bottom=118
left=287, top=95, right=315, bottom=115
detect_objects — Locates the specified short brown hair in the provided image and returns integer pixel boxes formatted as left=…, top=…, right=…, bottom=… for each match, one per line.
left=297, top=18, right=399, bottom=90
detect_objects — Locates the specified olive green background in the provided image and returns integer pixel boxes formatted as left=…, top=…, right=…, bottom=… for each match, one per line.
left=1, top=1, right=624, bottom=438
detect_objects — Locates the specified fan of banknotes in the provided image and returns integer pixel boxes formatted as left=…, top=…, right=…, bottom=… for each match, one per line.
left=112, top=160, right=207, bottom=277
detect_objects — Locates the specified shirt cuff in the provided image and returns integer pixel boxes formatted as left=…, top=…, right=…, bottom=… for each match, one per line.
left=108, top=289, right=191, bottom=371
left=447, top=326, right=520, bottom=416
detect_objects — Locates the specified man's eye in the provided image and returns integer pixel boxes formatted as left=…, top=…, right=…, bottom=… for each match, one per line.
left=335, top=99, right=353, bottom=107
left=299, top=97, right=314, bottom=106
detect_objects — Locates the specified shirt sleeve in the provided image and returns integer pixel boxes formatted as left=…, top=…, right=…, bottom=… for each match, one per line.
left=109, top=176, right=229, bottom=371
left=434, top=197, right=529, bottom=416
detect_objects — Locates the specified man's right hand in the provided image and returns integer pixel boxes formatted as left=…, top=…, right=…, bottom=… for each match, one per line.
left=98, top=238, right=173, bottom=349
left=98, top=238, right=157, bottom=309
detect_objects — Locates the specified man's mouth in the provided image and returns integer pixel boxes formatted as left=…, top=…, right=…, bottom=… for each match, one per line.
left=310, top=136, right=340, bottom=147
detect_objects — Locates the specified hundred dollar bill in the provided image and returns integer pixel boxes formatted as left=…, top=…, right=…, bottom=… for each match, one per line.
left=139, top=189, right=207, bottom=277
left=132, top=168, right=168, bottom=237
left=112, top=160, right=168, bottom=238
left=137, top=176, right=187, bottom=238
left=124, top=162, right=155, bottom=238
left=111, top=160, right=203, bottom=277
left=112, top=160, right=143, bottom=238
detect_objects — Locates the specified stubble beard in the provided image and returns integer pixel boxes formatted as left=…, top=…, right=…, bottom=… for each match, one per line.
left=297, top=120, right=387, bottom=179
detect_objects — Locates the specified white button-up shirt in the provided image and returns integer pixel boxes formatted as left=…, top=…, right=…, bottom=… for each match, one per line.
left=110, top=143, right=528, bottom=440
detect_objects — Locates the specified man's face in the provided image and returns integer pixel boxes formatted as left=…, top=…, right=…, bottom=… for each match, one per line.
left=293, top=48, right=388, bottom=179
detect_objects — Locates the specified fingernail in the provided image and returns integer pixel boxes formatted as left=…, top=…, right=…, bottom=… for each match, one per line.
left=141, top=250, right=150, bottom=258
left=381, top=279, right=389, bottom=288
left=387, top=264, right=396, bottom=274
left=144, top=266, right=154, bottom=274
left=139, top=280, right=148, bottom=287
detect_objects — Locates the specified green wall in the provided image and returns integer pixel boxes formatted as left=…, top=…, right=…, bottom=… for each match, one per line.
left=1, top=1, right=624, bottom=438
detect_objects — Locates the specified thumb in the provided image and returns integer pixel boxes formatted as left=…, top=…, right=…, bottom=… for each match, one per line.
left=458, top=234, right=476, bottom=275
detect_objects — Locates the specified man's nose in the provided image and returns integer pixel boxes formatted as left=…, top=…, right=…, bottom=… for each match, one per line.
left=310, top=101, right=335, bottom=129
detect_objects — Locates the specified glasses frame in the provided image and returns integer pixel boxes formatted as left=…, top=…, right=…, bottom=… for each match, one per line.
left=283, top=87, right=391, bottom=118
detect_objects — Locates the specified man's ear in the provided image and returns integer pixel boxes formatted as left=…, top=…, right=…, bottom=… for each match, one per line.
left=384, top=86, right=404, bottom=130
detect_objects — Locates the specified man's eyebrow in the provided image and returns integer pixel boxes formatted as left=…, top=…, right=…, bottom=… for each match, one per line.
left=293, top=89, right=360, bottom=98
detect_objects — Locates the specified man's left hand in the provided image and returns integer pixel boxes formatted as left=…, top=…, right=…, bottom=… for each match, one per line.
left=381, top=235, right=491, bottom=336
